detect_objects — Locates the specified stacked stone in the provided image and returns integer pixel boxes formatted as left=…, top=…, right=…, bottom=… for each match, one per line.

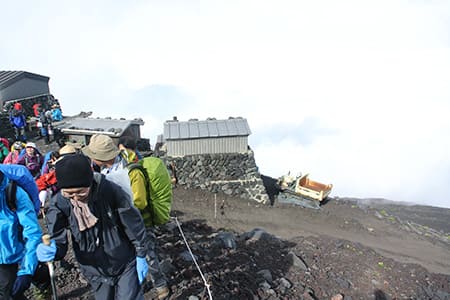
left=162, top=150, right=269, bottom=203
left=0, top=112, right=14, bottom=138
left=1, top=95, right=57, bottom=140
left=4, top=94, right=54, bottom=118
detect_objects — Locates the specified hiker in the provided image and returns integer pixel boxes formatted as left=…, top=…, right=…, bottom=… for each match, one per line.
left=0, top=164, right=51, bottom=299
left=40, top=143, right=75, bottom=176
left=32, top=103, right=41, bottom=118
left=51, top=104, right=62, bottom=122
left=81, top=134, right=133, bottom=200
left=3, top=142, right=25, bottom=165
left=9, top=103, right=27, bottom=142
left=168, top=162, right=178, bottom=186
left=36, top=154, right=148, bottom=300
left=0, top=168, right=42, bottom=299
left=38, top=109, right=53, bottom=144
left=17, top=142, right=43, bottom=179
left=0, top=164, right=41, bottom=215
left=0, top=137, right=10, bottom=152
left=0, top=139, right=9, bottom=163
left=118, top=135, right=169, bottom=299
left=36, top=145, right=77, bottom=208
left=35, top=151, right=60, bottom=209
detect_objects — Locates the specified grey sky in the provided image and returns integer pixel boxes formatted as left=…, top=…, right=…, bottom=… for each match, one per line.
left=1, top=0, right=449, bottom=207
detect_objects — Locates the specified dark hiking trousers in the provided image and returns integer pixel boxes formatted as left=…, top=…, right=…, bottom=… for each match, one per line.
left=145, top=228, right=167, bottom=288
left=88, top=259, right=143, bottom=300
left=0, top=264, right=18, bottom=300
left=13, top=127, right=25, bottom=142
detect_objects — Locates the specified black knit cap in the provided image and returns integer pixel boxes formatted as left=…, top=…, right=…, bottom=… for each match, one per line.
left=55, top=154, right=93, bottom=188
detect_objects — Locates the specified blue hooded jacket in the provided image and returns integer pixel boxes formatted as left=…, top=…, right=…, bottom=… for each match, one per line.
left=0, top=164, right=40, bottom=214
left=52, top=108, right=63, bottom=121
left=0, top=175, right=42, bottom=276
left=9, top=111, right=27, bottom=128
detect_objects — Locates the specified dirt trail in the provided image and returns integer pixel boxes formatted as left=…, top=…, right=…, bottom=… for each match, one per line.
left=172, top=188, right=450, bottom=275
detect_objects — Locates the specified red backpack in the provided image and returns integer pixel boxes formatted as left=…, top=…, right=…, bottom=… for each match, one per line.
left=0, top=137, right=9, bottom=150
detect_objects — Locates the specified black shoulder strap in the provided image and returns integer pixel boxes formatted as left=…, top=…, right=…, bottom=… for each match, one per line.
left=6, top=180, right=18, bottom=211
left=127, top=163, right=148, bottom=181
left=128, top=163, right=150, bottom=191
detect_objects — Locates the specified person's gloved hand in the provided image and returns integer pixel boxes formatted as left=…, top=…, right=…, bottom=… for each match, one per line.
left=136, top=256, right=149, bottom=284
left=12, top=274, right=32, bottom=297
left=36, top=240, right=57, bottom=262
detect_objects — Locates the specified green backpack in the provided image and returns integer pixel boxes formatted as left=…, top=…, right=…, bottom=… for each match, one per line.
left=128, top=157, right=173, bottom=226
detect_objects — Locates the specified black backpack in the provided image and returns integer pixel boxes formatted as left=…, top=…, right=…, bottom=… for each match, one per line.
left=5, top=180, right=19, bottom=211
left=5, top=180, right=35, bottom=212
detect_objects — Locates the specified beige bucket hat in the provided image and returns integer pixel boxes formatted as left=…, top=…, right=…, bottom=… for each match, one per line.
left=82, top=134, right=120, bottom=161
left=59, top=144, right=77, bottom=156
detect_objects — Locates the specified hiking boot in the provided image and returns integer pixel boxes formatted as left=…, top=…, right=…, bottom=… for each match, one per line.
left=155, top=285, right=169, bottom=299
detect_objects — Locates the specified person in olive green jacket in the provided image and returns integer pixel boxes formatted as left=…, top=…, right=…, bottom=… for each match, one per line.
left=118, top=142, right=152, bottom=226
left=117, top=135, right=169, bottom=300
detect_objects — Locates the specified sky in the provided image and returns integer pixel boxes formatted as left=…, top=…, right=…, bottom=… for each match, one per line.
left=1, top=1, right=449, bottom=208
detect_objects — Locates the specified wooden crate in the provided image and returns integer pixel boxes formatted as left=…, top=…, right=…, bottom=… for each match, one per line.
left=294, top=174, right=333, bottom=201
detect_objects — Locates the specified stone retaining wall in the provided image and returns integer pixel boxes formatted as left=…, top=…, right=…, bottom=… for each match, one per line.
left=162, top=150, right=269, bottom=203
left=1, top=95, right=56, bottom=140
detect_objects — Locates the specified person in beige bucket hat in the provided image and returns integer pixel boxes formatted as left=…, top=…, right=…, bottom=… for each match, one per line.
left=82, top=134, right=120, bottom=161
left=59, top=144, right=77, bottom=156
left=82, top=134, right=133, bottom=201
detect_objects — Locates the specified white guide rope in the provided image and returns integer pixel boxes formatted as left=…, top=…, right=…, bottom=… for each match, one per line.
left=173, top=216, right=213, bottom=299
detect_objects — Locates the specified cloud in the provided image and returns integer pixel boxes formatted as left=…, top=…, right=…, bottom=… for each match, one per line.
left=1, top=1, right=449, bottom=208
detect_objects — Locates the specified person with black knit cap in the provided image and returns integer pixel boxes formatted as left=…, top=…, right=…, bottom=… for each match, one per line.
left=35, top=154, right=149, bottom=300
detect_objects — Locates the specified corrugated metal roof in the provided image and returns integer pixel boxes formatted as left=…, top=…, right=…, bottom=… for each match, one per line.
left=0, top=71, right=23, bottom=88
left=0, top=71, right=50, bottom=89
left=59, top=117, right=144, bottom=138
left=164, top=117, right=251, bottom=140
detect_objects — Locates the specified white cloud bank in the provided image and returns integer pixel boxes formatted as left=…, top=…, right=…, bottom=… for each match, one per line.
left=1, top=0, right=449, bottom=207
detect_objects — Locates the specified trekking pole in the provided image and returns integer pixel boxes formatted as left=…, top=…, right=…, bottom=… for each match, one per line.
left=42, top=234, right=59, bottom=300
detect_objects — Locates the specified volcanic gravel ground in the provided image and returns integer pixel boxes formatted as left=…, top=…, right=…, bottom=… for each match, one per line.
left=28, top=138, right=449, bottom=299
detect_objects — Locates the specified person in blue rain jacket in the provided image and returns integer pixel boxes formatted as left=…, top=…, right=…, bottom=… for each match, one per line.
left=0, top=168, right=42, bottom=299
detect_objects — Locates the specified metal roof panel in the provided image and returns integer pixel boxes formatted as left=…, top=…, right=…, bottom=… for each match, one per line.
left=59, top=117, right=143, bottom=138
left=226, top=119, right=239, bottom=135
left=216, top=120, right=228, bottom=136
left=169, top=122, right=180, bottom=139
left=198, top=121, right=209, bottom=137
left=235, top=118, right=252, bottom=135
left=188, top=122, right=200, bottom=138
left=163, top=117, right=251, bottom=140
left=178, top=122, right=190, bottom=139
left=207, top=120, right=219, bottom=137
